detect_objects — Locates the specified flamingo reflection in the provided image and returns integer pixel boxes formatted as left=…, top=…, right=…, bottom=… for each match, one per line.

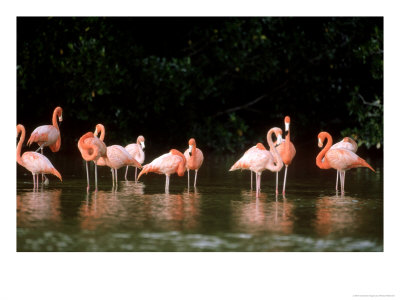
left=231, top=191, right=294, bottom=234
left=17, top=189, right=62, bottom=227
left=314, top=195, right=359, bottom=237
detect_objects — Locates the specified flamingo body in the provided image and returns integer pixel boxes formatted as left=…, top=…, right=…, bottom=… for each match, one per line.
left=27, top=106, right=62, bottom=152
left=316, top=131, right=375, bottom=194
left=138, top=149, right=186, bottom=190
left=230, top=129, right=284, bottom=196
left=183, top=138, right=204, bottom=187
left=97, top=145, right=142, bottom=170
left=125, top=135, right=145, bottom=181
left=17, top=124, right=62, bottom=189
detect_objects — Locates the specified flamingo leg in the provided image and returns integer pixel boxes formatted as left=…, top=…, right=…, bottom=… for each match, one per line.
left=335, top=170, right=339, bottom=191
left=165, top=174, right=170, bottom=191
left=41, top=148, right=44, bottom=183
left=125, top=166, right=129, bottom=181
left=115, top=168, right=118, bottom=186
left=94, top=162, right=98, bottom=191
left=276, top=172, right=279, bottom=195
left=282, top=165, right=288, bottom=196
left=187, top=169, right=190, bottom=189
left=86, top=161, right=90, bottom=192
left=342, top=171, right=346, bottom=194
left=32, top=173, right=36, bottom=189
left=111, top=168, right=115, bottom=187
left=135, top=167, right=138, bottom=183
left=251, top=171, right=253, bottom=190
left=194, top=170, right=198, bottom=187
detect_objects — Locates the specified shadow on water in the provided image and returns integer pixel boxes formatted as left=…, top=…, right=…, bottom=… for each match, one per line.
left=17, top=154, right=383, bottom=252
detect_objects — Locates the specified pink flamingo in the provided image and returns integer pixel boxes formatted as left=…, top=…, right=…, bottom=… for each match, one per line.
left=97, top=145, right=142, bottom=187
left=229, top=127, right=284, bottom=196
left=17, top=124, right=62, bottom=189
left=316, top=131, right=375, bottom=195
left=77, top=124, right=107, bottom=191
left=276, top=116, right=296, bottom=195
left=137, top=149, right=186, bottom=191
left=27, top=106, right=63, bottom=153
left=124, top=135, right=145, bottom=182
left=184, top=138, right=204, bottom=188
left=27, top=106, right=63, bottom=183
left=330, top=137, right=358, bottom=191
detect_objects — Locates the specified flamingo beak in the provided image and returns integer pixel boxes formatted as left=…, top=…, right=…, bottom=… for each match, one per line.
left=189, top=144, right=193, bottom=156
left=318, top=138, right=323, bottom=148
left=59, top=114, right=63, bottom=122
left=94, top=128, right=98, bottom=136
left=277, top=134, right=283, bottom=145
left=141, top=141, right=145, bottom=150
left=285, top=122, right=289, bottom=132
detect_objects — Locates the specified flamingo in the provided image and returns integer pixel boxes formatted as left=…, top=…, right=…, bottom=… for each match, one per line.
left=330, top=137, right=358, bottom=192
left=183, top=138, right=204, bottom=188
left=316, top=131, right=375, bottom=195
left=27, top=106, right=63, bottom=183
left=276, top=116, right=296, bottom=195
left=124, top=135, right=145, bottom=182
left=229, top=127, right=284, bottom=196
left=17, top=124, right=62, bottom=189
left=137, top=149, right=186, bottom=191
left=77, top=124, right=107, bottom=191
left=97, top=145, right=142, bottom=187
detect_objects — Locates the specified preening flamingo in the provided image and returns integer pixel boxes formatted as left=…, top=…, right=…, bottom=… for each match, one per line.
left=27, top=106, right=63, bottom=153
left=97, top=145, right=142, bottom=187
left=330, top=137, right=358, bottom=191
left=183, top=138, right=204, bottom=188
left=229, top=127, right=284, bottom=196
left=276, top=116, right=296, bottom=195
left=137, top=149, right=186, bottom=191
left=27, top=106, right=63, bottom=183
left=316, top=131, right=375, bottom=195
left=77, top=124, right=107, bottom=191
left=17, top=124, right=62, bottom=189
left=124, top=135, right=145, bottom=182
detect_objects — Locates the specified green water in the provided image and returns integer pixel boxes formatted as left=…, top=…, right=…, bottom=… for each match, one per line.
left=17, top=155, right=383, bottom=251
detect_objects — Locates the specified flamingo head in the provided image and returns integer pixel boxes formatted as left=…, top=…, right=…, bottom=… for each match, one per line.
left=188, top=138, right=196, bottom=156
left=56, top=107, right=63, bottom=122
left=274, top=128, right=283, bottom=145
left=318, top=132, right=327, bottom=148
left=284, top=116, right=290, bottom=132
left=137, top=135, right=145, bottom=150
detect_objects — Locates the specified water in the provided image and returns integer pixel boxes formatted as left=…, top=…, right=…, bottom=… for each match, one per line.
left=17, top=155, right=383, bottom=252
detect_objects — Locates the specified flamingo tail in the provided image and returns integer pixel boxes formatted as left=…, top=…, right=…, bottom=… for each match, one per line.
left=137, top=164, right=158, bottom=180
left=51, top=168, right=62, bottom=182
left=229, top=160, right=249, bottom=171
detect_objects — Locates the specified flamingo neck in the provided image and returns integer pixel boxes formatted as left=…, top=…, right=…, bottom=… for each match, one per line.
left=316, top=132, right=332, bottom=169
left=97, top=125, right=105, bottom=141
left=266, top=129, right=283, bottom=172
left=16, top=125, right=25, bottom=166
left=52, top=107, right=61, bottom=129
left=170, top=149, right=186, bottom=176
left=284, top=126, right=291, bottom=152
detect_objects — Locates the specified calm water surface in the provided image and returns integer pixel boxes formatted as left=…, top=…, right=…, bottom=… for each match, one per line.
left=17, top=155, right=383, bottom=251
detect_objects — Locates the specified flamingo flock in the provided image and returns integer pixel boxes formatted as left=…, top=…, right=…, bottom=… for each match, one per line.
left=17, top=107, right=376, bottom=195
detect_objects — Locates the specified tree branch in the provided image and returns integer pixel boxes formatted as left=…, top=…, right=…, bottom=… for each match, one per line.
left=358, top=93, right=382, bottom=108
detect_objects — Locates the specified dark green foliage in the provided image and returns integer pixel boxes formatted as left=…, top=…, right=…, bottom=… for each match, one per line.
left=17, top=17, right=383, bottom=155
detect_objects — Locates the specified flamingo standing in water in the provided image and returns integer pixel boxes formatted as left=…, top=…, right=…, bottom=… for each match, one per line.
left=124, top=135, right=145, bottom=182
left=77, top=124, right=107, bottom=191
left=316, top=131, right=375, bottom=195
left=27, top=106, right=63, bottom=183
left=137, top=149, right=186, bottom=191
left=184, top=138, right=204, bottom=188
left=17, top=124, right=62, bottom=189
left=330, top=137, right=358, bottom=192
left=276, top=116, right=296, bottom=195
left=229, top=127, right=284, bottom=196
